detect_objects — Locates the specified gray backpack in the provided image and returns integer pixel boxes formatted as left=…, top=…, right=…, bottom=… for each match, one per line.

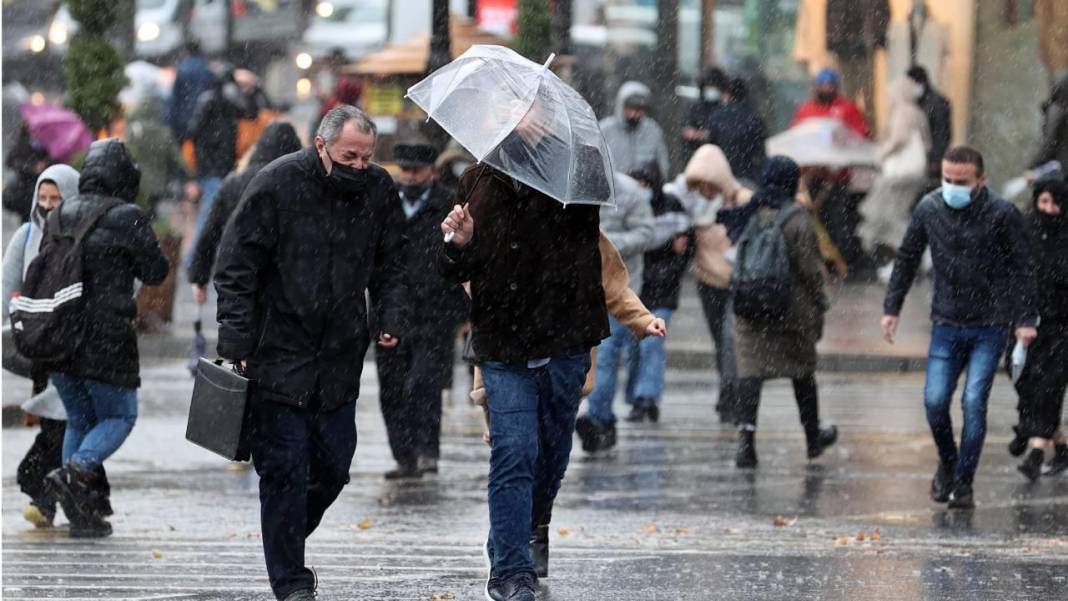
left=731, top=204, right=803, bottom=322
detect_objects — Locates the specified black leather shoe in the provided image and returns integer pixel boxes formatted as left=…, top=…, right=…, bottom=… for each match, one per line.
left=947, top=481, right=975, bottom=509
left=930, top=460, right=955, bottom=503
left=530, top=524, right=549, bottom=579
left=1018, top=448, right=1044, bottom=482
left=1008, top=426, right=1028, bottom=457
left=806, top=426, right=838, bottom=459
left=624, top=404, right=647, bottom=422
left=598, top=421, right=617, bottom=451
left=735, top=430, right=758, bottom=468
left=493, top=573, right=536, bottom=601
left=575, top=415, right=599, bottom=453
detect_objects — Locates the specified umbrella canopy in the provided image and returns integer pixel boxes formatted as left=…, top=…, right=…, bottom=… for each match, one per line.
left=17, top=102, right=95, bottom=164
left=406, top=44, right=615, bottom=207
left=766, top=118, right=878, bottom=169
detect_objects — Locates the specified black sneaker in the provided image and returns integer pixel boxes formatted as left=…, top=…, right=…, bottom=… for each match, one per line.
left=1045, top=444, right=1068, bottom=476
left=646, top=400, right=660, bottom=423
left=1008, top=426, right=1028, bottom=457
left=496, top=573, right=537, bottom=601
left=947, top=481, right=975, bottom=509
left=46, top=462, right=110, bottom=535
left=1017, top=448, right=1044, bottom=482
left=930, top=460, right=955, bottom=503
left=574, top=415, right=599, bottom=453
left=530, top=524, right=549, bottom=579
left=624, top=404, right=647, bottom=423
left=281, top=589, right=316, bottom=601
left=598, top=421, right=617, bottom=451
left=806, top=425, right=838, bottom=459
left=384, top=462, right=422, bottom=480
left=735, top=430, right=758, bottom=468
left=483, top=541, right=502, bottom=601
left=69, top=515, right=113, bottom=538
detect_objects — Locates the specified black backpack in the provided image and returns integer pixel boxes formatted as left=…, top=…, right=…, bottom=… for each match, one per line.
left=732, top=204, right=803, bottom=322
left=10, top=199, right=121, bottom=364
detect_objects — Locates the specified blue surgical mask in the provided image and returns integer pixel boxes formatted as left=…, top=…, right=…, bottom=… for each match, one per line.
left=942, top=181, right=975, bottom=209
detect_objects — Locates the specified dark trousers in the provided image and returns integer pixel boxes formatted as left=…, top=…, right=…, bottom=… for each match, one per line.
left=1016, top=324, right=1068, bottom=440
left=375, top=331, right=454, bottom=465
left=249, top=395, right=357, bottom=600
left=736, top=375, right=820, bottom=432
left=696, top=283, right=736, bottom=415
left=17, top=417, right=65, bottom=506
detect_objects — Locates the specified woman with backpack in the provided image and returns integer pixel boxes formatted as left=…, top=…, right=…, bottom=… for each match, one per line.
left=2, top=163, right=98, bottom=529
left=731, top=156, right=838, bottom=468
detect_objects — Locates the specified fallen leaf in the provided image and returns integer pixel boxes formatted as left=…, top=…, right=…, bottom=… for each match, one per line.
left=557, top=528, right=572, bottom=537
left=430, top=594, right=455, bottom=600
left=834, top=536, right=849, bottom=546
left=674, top=527, right=693, bottom=536
left=856, top=531, right=866, bottom=542
left=358, top=519, right=373, bottom=530
left=870, top=529, right=881, bottom=542
left=151, top=550, right=163, bottom=559
left=772, top=516, right=797, bottom=527
left=641, top=522, right=659, bottom=534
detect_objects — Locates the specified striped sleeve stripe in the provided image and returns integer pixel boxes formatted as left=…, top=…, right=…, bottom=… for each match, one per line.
left=10, top=283, right=83, bottom=313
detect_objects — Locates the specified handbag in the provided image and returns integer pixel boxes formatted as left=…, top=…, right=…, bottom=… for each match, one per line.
left=186, top=358, right=252, bottom=461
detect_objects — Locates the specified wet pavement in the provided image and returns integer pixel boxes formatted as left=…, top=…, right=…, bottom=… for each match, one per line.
left=3, top=363, right=1067, bottom=600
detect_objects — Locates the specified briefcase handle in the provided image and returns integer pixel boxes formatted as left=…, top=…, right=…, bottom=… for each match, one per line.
left=214, top=358, right=248, bottom=378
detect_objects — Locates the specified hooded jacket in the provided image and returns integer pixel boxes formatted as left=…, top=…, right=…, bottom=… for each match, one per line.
left=55, top=140, right=170, bottom=387
left=3, top=164, right=80, bottom=321
left=214, top=147, right=409, bottom=411
left=600, top=172, right=655, bottom=293
left=188, top=122, right=302, bottom=285
left=884, top=186, right=1039, bottom=329
left=681, top=145, right=754, bottom=289
left=599, top=81, right=670, bottom=177
left=1028, top=178, right=1068, bottom=325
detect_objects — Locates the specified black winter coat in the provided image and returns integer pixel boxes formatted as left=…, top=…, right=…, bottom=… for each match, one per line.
left=379, top=183, right=468, bottom=337
left=56, top=140, right=169, bottom=388
left=884, top=188, right=1039, bottom=328
left=640, top=191, right=693, bottom=310
left=918, top=89, right=952, bottom=179
left=214, top=148, right=408, bottom=410
left=1028, top=183, right=1068, bottom=325
left=187, top=82, right=257, bottom=178
left=699, top=100, right=767, bottom=183
left=187, top=122, right=302, bottom=285
left=438, top=166, right=609, bottom=364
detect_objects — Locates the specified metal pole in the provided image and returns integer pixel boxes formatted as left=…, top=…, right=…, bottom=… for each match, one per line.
left=553, top=0, right=573, bottom=56
left=655, top=0, right=681, bottom=174
left=429, top=0, right=452, bottom=73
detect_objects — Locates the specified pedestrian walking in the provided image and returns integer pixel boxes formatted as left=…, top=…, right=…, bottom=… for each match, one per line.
left=43, top=140, right=170, bottom=537
left=165, top=41, right=214, bottom=142
left=684, top=72, right=767, bottom=183
left=674, top=145, right=754, bottom=422
left=1013, top=178, right=1068, bottom=480
left=376, top=140, right=469, bottom=480
left=682, top=67, right=730, bottom=159
left=213, top=105, right=408, bottom=601
left=1031, top=73, right=1068, bottom=173
left=184, top=65, right=259, bottom=261
left=882, top=146, right=1039, bottom=508
left=599, top=81, right=671, bottom=177
left=188, top=121, right=302, bottom=301
left=732, top=156, right=837, bottom=469
left=906, top=66, right=952, bottom=187
left=624, top=162, right=694, bottom=422
left=575, top=172, right=655, bottom=452
left=859, top=78, right=932, bottom=264
left=3, top=164, right=79, bottom=528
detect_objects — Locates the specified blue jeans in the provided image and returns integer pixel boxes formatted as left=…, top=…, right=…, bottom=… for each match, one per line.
left=924, top=324, right=1009, bottom=485
left=250, top=396, right=357, bottom=600
left=185, top=175, right=223, bottom=267
left=624, top=307, right=673, bottom=405
left=586, top=317, right=634, bottom=425
left=51, top=373, right=138, bottom=471
left=482, top=353, right=590, bottom=581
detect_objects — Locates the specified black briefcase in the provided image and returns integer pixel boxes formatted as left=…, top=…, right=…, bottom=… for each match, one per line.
left=186, top=358, right=252, bottom=461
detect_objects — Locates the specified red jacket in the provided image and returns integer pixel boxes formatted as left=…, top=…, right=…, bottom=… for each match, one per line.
left=791, top=96, right=871, bottom=139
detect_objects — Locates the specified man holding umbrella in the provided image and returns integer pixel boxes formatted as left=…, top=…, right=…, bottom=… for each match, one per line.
left=413, top=46, right=615, bottom=601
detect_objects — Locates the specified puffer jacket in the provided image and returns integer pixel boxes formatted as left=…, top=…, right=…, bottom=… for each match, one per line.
left=599, top=172, right=655, bottom=294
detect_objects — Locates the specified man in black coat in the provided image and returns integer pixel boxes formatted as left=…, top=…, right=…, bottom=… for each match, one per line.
left=907, top=66, right=952, bottom=185
left=45, top=139, right=169, bottom=538
left=187, top=121, right=303, bottom=299
left=375, top=141, right=469, bottom=480
left=213, top=105, right=408, bottom=601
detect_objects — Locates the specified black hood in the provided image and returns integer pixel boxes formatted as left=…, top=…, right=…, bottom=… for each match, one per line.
left=78, top=139, right=141, bottom=202
left=752, top=155, right=800, bottom=209
left=248, top=122, right=302, bottom=168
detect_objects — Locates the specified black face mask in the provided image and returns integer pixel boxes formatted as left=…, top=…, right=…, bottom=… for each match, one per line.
left=323, top=148, right=367, bottom=196
left=399, top=183, right=429, bottom=201
left=816, top=91, right=837, bottom=105
left=1038, top=209, right=1066, bottom=232
left=35, top=205, right=52, bottom=222
left=624, top=116, right=642, bottom=130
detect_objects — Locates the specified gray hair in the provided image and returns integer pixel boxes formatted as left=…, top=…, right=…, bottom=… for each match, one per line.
left=316, top=104, right=377, bottom=145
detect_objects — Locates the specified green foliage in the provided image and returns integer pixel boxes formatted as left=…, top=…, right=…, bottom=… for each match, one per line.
left=63, top=33, right=127, bottom=132
left=515, top=0, right=552, bottom=62
left=67, top=0, right=121, bottom=35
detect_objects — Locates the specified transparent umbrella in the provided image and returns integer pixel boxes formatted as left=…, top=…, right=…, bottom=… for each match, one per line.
left=406, top=45, right=615, bottom=207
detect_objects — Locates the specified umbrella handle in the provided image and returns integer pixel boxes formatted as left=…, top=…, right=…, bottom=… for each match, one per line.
left=444, top=231, right=455, bottom=244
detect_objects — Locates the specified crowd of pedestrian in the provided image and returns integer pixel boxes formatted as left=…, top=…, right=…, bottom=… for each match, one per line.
left=2, top=45, right=1067, bottom=601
